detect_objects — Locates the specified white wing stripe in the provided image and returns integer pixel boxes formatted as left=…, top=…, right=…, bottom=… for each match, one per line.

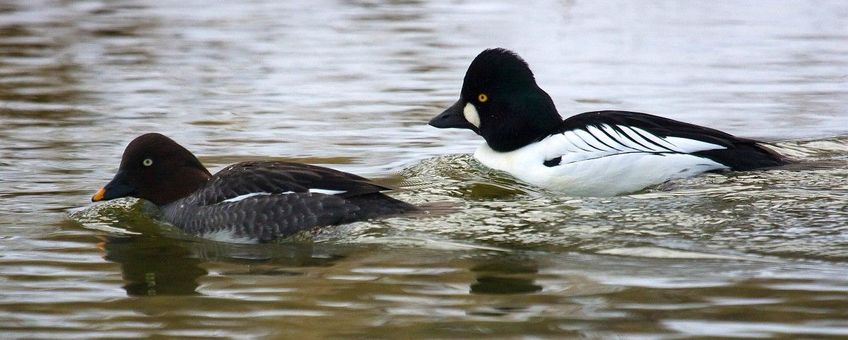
left=665, top=137, right=726, bottom=152
left=573, top=129, right=610, bottom=151
left=586, top=125, right=623, bottom=151
left=609, top=126, right=656, bottom=152
left=628, top=126, right=680, bottom=151
left=610, top=125, right=651, bottom=151
left=549, top=123, right=728, bottom=166
left=219, top=188, right=351, bottom=204
left=622, top=126, right=672, bottom=152
left=561, top=131, right=593, bottom=152
left=308, top=189, right=347, bottom=195
left=222, top=192, right=275, bottom=203
left=602, top=124, right=651, bottom=152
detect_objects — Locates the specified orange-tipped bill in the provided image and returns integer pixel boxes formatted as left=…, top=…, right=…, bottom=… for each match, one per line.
left=91, top=171, right=136, bottom=203
left=91, top=188, right=106, bottom=202
left=92, top=187, right=106, bottom=202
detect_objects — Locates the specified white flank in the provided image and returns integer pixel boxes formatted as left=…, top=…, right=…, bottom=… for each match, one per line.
left=463, top=103, right=481, bottom=128
left=308, top=188, right=347, bottom=195
left=221, top=192, right=273, bottom=203
left=474, top=124, right=731, bottom=196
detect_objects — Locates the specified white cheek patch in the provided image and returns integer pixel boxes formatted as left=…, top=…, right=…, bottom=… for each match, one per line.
left=463, top=103, right=481, bottom=128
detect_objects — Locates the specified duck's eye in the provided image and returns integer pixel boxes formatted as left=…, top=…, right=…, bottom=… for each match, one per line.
left=478, top=93, right=489, bottom=103
left=142, top=158, right=153, bottom=167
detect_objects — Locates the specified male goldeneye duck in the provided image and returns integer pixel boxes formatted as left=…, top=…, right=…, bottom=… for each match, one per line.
left=429, top=48, right=788, bottom=196
left=91, top=133, right=417, bottom=242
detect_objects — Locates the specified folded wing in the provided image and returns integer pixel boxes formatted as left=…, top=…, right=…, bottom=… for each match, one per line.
left=548, top=111, right=785, bottom=170
left=195, top=161, right=391, bottom=205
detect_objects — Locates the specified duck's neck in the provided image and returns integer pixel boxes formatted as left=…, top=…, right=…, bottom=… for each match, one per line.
left=153, top=167, right=212, bottom=206
left=482, top=96, right=562, bottom=152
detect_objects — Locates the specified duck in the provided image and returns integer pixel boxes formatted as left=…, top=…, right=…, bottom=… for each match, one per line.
left=429, top=48, right=788, bottom=196
left=91, top=133, right=417, bottom=242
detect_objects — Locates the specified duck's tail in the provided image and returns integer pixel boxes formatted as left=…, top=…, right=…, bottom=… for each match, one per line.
left=694, top=140, right=789, bottom=171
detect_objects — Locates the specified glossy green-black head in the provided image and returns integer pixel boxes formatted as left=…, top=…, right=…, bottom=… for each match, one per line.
left=92, top=133, right=212, bottom=206
left=429, top=48, right=562, bottom=152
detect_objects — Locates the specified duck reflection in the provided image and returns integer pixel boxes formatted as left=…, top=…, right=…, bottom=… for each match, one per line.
left=469, top=255, right=543, bottom=295
left=99, top=235, right=206, bottom=296
left=98, top=232, right=350, bottom=297
left=471, top=275, right=543, bottom=295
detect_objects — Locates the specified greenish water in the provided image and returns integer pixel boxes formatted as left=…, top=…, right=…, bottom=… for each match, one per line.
left=2, top=0, right=848, bottom=338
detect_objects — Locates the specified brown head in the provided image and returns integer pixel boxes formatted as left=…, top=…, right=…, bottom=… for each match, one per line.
left=91, top=133, right=212, bottom=206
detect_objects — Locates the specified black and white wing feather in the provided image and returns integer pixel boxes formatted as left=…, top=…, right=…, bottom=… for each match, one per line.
left=548, top=111, right=786, bottom=170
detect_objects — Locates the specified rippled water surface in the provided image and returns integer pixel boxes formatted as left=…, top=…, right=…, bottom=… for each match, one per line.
left=2, top=0, right=848, bottom=338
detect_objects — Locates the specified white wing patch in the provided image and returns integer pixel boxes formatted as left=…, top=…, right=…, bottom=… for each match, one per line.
left=221, top=189, right=346, bottom=204
left=308, top=189, right=347, bottom=195
left=549, top=124, right=726, bottom=165
left=222, top=192, right=275, bottom=203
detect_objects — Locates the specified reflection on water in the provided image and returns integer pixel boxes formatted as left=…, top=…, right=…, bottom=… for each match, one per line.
left=470, top=257, right=543, bottom=295
left=1, top=0, right=848, bottom=337
left=102, top=235, right=207, bottom=296
left=100, top=234, right=360, bottom=296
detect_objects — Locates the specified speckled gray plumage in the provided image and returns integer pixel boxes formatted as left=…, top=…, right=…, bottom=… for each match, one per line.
left=161, top=192, right=360, bottom=241
left=159, top=161, right=416, bottom=241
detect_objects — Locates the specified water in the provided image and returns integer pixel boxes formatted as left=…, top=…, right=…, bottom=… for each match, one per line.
left=1, top=0, right=847, bottom=337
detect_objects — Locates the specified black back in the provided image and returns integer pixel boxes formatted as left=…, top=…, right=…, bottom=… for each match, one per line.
left=193, top=161, right=392, bottom=205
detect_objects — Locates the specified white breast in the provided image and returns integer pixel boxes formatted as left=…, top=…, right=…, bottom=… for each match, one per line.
left=474, top=127, right=729, bottom=196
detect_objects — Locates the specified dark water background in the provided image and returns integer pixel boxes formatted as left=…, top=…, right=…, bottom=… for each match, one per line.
left=1, top=0, right=847, bottom=338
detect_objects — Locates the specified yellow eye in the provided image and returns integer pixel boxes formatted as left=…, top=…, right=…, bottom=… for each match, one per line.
left=142, top=158, right=153, bottom=167
left=478, top=93, right=488, bottom=103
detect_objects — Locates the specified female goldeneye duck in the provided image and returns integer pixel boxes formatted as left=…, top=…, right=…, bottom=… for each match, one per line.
left=91, top=133, right=417, bottom=242
left=429, top=48, right=788, bottom=196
